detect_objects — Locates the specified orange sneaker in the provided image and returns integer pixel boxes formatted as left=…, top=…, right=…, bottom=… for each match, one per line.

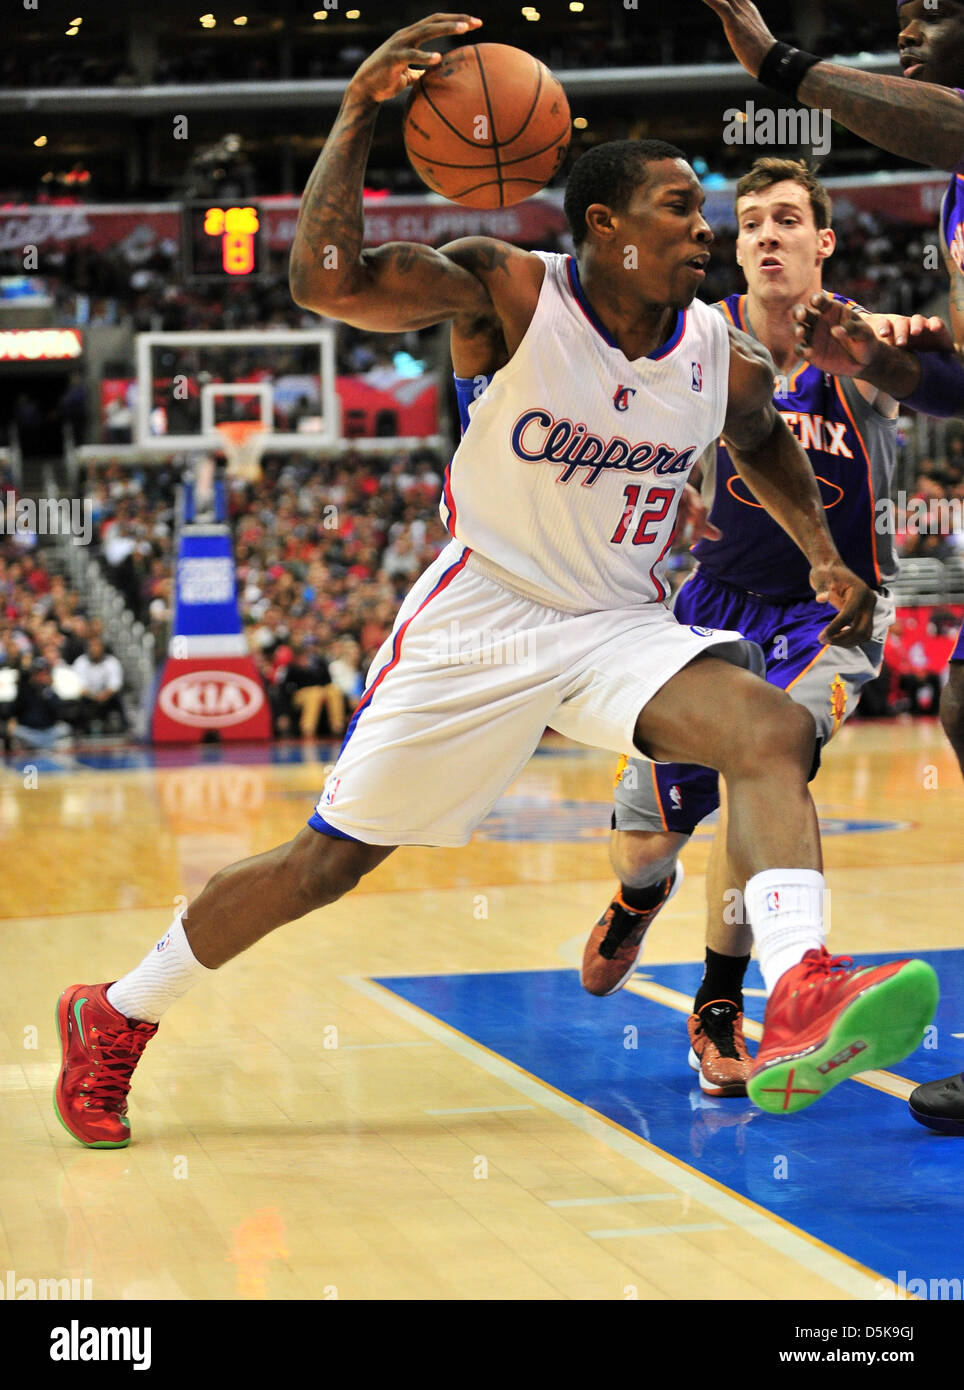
left=581, top=864, right=683, bottom=997
left=54, top=983, right=157, bottom=1148
left=748, top=948, right=939, bottom=1116
left=687, top=1000, right=752, bottom=1097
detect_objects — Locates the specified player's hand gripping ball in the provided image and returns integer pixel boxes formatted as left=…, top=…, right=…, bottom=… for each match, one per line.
left=404, top=42, right=571, bottom=208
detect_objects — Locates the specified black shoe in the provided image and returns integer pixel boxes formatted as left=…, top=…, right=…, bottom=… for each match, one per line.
left=908, top=1073, right=964, bottom=1135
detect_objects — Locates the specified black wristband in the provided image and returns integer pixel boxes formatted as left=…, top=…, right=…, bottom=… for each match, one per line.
left=757, top=41, right=822, bottom=99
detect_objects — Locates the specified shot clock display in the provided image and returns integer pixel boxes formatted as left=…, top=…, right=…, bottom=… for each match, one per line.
left=183, top=203, right=264, bottom=281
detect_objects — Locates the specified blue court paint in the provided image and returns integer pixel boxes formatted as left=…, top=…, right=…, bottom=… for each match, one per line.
left=375, top=952, right=964, bottom=1285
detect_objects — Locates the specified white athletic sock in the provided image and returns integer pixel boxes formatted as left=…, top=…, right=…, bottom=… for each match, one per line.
left=744, top=869, right=826, bottom=996
left=106, top=913, right=214, bottom=1024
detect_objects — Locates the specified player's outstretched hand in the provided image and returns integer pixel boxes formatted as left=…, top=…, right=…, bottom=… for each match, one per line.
left=870, top=312, right=955, bottom=353
left=810, top=558, right=876, bottom=647
left=674, top=483, right=722, bottom=544
left=699, top=0, right=776, bottom=77
left=348, top=13, right=482, bottom=105
left=793, top=292, right=885, bottom=379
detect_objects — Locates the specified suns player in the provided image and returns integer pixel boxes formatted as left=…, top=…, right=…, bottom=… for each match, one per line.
left=700, top=0, right=964, bottom=1136
left=581, top=157, right=912, bottom=1096
left=53, top=12, right=938, bottom=1149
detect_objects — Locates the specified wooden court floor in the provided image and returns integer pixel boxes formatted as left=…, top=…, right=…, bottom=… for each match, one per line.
left=0, top=720, right=961, bottom=1301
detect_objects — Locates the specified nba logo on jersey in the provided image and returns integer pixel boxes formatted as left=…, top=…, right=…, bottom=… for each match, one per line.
left=766, top=891, right=781, bottom=912
left=323, top=777, right=341, bottom=807
left=156, top=931, right=172, bottom=954
left=669, top=784, right=682, bottom=811
left=612, top=384, right=635, bottom=412
left=691, top=362, right=703, bottom=393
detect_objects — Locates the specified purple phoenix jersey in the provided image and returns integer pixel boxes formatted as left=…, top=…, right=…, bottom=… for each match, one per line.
left=941, top=88, right=964, bottom=662
left=941, top=89, right=964, bottom=273
left=691, top=292, right=898, bottom=599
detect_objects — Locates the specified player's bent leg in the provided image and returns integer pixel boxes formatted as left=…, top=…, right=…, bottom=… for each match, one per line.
left=610, top=828, right=685, bottom=887
left=182, top=827, right=393, bottom=969
left=940, top=661, right=964, bottom=778
left=688, top=794, right=753, bottom=1098
left=582, top=741, right=727, bottom=999
left=582, top=827, right=688, bottom=997
left=634, top=653, right=821, bottom=878
left=635, top=654, right=939, bottom=1115
left=54, top=829, right=393, bottom=1149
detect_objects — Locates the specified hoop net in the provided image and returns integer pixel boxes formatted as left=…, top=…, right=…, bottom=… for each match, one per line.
left=214, top=419, right=264, bottom=482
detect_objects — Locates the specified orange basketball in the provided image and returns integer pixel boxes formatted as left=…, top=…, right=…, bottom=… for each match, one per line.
left=403, top=43, right=571, bottom=209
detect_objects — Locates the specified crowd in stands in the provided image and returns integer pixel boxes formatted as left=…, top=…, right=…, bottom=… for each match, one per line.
left=84, top=444, right=450, bottom=739
left=900, top=448, right=964, bottom=561
left=6, top=10, right=898, bottom=91
left=2, top=424, right=961, bottom=751
left=8, top=203, right=940, bottom=396
left=0, top=539, right=129, bottom=750
left=73, top=425, right=962, bottom=745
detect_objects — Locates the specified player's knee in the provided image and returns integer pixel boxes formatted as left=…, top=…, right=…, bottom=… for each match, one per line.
left=610, top=829, right=686, bottom=886
left=727, top=694, right=815, bottom=780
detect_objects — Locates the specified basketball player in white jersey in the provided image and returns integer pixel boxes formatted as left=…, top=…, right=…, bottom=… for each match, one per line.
left=53, top=13, right=938, bottom=1147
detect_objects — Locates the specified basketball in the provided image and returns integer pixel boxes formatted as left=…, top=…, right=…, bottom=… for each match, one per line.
left=403, top=43, right=571, bottom=209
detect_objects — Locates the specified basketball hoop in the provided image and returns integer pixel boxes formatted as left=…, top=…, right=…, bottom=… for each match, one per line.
left=214, top=419, right=264, bottom=482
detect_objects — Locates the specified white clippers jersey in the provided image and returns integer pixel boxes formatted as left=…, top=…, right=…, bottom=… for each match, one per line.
left=442, top=251, right=731, bottom=612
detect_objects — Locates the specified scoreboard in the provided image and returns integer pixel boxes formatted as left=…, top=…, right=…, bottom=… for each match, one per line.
left=183, top=203, right=265, bottom=282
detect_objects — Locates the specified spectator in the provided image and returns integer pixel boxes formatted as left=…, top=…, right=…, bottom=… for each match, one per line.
left=104, top=396, right=134, bottom=444
left=7, top=658, right=74, bottom=750
left=72, top=636, right=127, bottom=733
left=278, top=643, right=345, bottom=740
left=328, top=636, right=364, bottom=709
left=380, top=529, right=420, bottom=582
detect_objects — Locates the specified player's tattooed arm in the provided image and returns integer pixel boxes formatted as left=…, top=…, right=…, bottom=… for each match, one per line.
left=442, top=238, right=544, bottom=369
left=722, top=325, right=875, bottom=645
left=289, top=13, right=492, bottom=330
left=701, top=0, right=964, bottom=170
left=798, top=67, right=964, bottom=172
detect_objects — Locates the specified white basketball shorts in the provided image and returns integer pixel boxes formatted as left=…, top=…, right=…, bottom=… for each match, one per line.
left=308, top=541, right=762, bottom=847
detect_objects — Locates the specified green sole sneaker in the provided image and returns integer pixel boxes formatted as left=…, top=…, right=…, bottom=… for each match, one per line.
left=748, top=958, right=939, bottom=1116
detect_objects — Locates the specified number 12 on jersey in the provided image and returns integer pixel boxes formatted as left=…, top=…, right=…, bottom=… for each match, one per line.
left=610, top=485, right=676, bottom=546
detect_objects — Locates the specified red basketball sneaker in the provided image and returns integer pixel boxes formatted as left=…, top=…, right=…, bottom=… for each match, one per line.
left=581, top=864, right=683, bottom=997
left=54, top=984, right=157, bottom=1148
left=747, top=948, right=939, bottom=1116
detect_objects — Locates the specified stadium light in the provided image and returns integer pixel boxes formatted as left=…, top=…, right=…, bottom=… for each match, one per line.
left=573, top=117, right=587, bottom=128
left=570, top=2, right=585, bottom=10
left=34, top=136, right=47, bottom=147
left=65, top=26, right=79, bottom=35
left=234, top=15, right=248, bottom=24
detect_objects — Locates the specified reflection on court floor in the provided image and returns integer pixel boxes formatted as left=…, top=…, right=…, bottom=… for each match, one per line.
left=1, top=721, right=961, bottom=1299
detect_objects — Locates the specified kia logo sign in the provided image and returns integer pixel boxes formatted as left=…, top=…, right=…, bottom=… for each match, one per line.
left=158, top=669, right=264, bottom=728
